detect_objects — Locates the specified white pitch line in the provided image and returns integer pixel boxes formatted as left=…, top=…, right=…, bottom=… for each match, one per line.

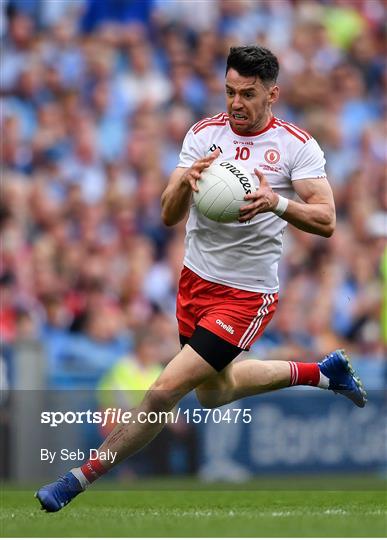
left=116, top=508, right=386, bottom=519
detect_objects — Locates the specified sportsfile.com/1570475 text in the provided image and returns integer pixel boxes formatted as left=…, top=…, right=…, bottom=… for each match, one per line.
left=40, top=407, right=253, bottom=427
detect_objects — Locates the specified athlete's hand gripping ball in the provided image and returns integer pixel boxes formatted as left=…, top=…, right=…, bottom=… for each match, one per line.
left=181, top=148, right=221, bottom=193
left=239, top=168, right=279, bottom=222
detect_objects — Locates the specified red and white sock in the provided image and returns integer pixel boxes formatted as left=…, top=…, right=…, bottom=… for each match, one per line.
left=288, top=362, right=329, bottom=388
left=71, top=458, right=107, bottom=490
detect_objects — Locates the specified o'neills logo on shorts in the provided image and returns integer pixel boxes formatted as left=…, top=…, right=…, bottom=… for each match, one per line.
left=216, top=319, right=234, bottom=334
left=220, top=162, right=252, bottom=194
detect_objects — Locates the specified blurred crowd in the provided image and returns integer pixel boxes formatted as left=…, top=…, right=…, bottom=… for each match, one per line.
left=1, top=0, right=386, bottom=389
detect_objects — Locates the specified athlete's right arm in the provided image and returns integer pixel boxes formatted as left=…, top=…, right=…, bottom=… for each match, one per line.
left=161, top=149, right=220, bottom=227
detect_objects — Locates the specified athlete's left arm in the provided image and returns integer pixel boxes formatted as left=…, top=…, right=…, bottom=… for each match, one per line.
left=240, top=170, right=336, bottom=237
left=283, top=176, right=336, bottom=237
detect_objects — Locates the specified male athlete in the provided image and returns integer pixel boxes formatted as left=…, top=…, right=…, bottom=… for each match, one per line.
left=36, top=46, right=366, bottom=511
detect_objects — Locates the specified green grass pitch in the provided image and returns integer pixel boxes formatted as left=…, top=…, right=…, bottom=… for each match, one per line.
left=1, top=477, right=386, bottom=537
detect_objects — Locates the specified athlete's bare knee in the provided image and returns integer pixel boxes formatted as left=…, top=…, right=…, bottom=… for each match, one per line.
left=143, top=377, right=187, bottom=413
left=195, top=390, right=225, bottom=408
left=196, top=369, right=234, bottom=409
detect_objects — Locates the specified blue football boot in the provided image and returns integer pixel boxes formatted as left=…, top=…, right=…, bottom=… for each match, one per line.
left=35, top=471, right=84, bottom=512
left=318, top=349, right=367, bottom=408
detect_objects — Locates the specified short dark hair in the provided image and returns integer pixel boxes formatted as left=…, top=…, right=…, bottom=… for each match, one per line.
left=226, top=46, right=279, bottom=84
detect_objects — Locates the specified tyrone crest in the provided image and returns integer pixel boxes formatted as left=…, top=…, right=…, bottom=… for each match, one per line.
left=264, top=149, right=280, bottom=164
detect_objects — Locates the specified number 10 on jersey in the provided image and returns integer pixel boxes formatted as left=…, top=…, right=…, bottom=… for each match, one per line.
left=235, top=146, right=250, bottom=160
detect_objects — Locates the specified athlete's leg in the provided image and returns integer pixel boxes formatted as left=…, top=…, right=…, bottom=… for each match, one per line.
left=196, top=352, right=367, bottom=409
left=196, top=359, right=291, bottom=408
left=96, top=344, right=217, bottom=470
left=36, top=345, right=217, bottom=512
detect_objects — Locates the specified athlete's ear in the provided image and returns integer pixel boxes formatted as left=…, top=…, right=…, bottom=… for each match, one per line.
left=268, top=85, right=279, bottom=105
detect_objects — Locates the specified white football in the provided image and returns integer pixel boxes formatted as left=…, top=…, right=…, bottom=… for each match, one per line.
left=193, top=161, right=255, bottom=223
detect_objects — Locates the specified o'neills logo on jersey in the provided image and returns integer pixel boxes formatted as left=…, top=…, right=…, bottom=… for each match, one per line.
left=220, top=162, right=252, bottom=194
left=216, top=319, right=234, bottom=334
left=233, top=140, right=253, bottom=146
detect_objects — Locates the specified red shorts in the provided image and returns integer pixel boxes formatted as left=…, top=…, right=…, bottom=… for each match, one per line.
left=176, top=267, right=278, bottom=350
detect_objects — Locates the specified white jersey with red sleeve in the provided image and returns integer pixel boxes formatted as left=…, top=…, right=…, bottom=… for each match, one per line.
left=177, top=113, right=327, bottom=293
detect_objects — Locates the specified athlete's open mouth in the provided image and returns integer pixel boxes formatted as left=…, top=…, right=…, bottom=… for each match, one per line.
left=232, top=113, right=248, bottom=120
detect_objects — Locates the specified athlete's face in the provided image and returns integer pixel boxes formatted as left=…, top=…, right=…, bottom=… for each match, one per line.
left=225, top=68, right=279, bottom=134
